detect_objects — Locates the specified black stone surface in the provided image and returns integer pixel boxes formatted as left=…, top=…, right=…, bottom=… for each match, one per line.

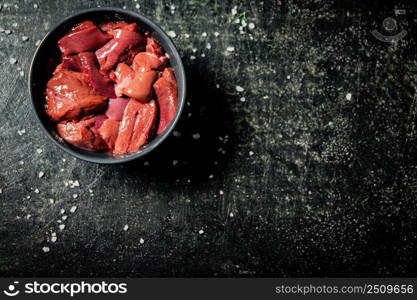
left=0, top=0, right=416, bottom=277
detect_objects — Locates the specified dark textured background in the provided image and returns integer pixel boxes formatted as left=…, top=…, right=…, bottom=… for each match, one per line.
left=0, top=0, right=416, bottom=277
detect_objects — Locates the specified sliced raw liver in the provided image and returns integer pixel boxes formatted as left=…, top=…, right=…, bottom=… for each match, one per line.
left=57, top=117, right=107, bottom=151
left=114, top=99, right=157, bottom=154
left=46, top=65, right=107, bottom=122
left=78, top=52, right=116, bottom=98
left=100, top=22, right=138, bottom=36
left=153, top=68, right=178, bottom=134
left=105, top=98, right=130, bottom=121
left=98, top=118, right=120, bottom=150
left=132, top=52, right=167, bottom=72
left=146, top=37, right=164, bottom=57
left=113, top=63, right=157, bottom=102
left=58, top=21, right=112, bottom=55
left=96, top=29, right=144, bottom=71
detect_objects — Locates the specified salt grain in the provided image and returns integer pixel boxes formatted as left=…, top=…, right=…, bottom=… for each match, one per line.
left=51, top=236, right=57, bottom=243
left=167, top=31, right=176, bottom=38
left=123, top=225, right=129, bottom=231
left=5, top=29, right=11, bottom=35
left=70, top=206, right=77, bottom=213
left=38, top=171, right=45, bottom=178
left=36, top=149, right=43, bottom=154
left=198, top=229, right=204, bottom=234
left=230, top=212, right=234, bottom=217
left=219, top=190, right=224, bottom=195
left=173, top=131, right=181, bottom=137
left=9, top=58, right=17, bottom=64
left=172, top=160, right=178, bottom=166
left=34, top=188, right=39, bottom=194
left=62, top=215, right=67, bottom=221
left=17, top=129, right=26, bottom=135
left=249, top=151, right=254, bottom=156
left=42, top=246, right=50, bottom=253
left=248, top=22, right=255, bottom=30
left=214, top=32, right=220, bottom=37
left=72, top=194, right=78, bottom=199
left=60, top=209, right=65, bottom=214
left=226, top=46, right=235, bottom=52
left=216, top=84, right=220, bottom=88
left=33, top=4, right=39, bottom=9
left=59, top=224, right=65, bottom=230
left=208, top=174, right=214, bottom=179
left=20, top=71, right=24, bottom=77
left=240, top=97, right=246, bottom=102
left=190, top=55, right=196, bottom=60
left=201, top=53, right=205, bottom=57
left=346, top=93, right=352, bottom=100
left=235, top=85, right=244, bottom=92
left=139, top=238, right=145, bottom=244
left=206, top=42, right=211, bottom=49
left=201, top=32, right=207, bottom=37
left=231, top=6, right=237, bottom=15
left=192, top=133, right=200, bottom=139
left=22, top=36, right=29, bottom=41
left=135, top=4, right=140, bottom=9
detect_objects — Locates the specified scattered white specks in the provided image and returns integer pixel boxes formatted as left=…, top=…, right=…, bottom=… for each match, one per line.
left=234, top=18, right=241, bottom=24
left=248, top=22, right=255, bottom=30
left=219, top=190, right=224, bottom=195
left=5, top=29, right=12, bottom=35
left=70, top=206, right=77, bottom=213
left=170, top=4, right=176, bottom=14
left=226, top=46, right=235, bottom=52
left=60, top=209, right=65, bottom=214
left=20, top=71, right=24, bottom=77
left=72, top=194, right=78, bottom=199
left=135, top=4, right=140, bottom=9
left=57, top=219, right=62, bottom=224
left=33, top=4, right=39, bottom=9
left=235, top=85, right=244, bottom=92
left=206, top=42, right=211, bottom=49
left=201, top=53, right=205, bottom=58
left=48, top=198, right=54, bottom=204
left=139, top=238, right=145, bottom=244
left=173, top=131, right=181, bottom=137
left=201, top=32, right=207, bottom=37
left=167, top=31, right=176, bottom=38
left=229, top=212, right=234, bottom=217
left=62, top=215, right=67, bottom=221
left=190, top=55, right=196, bottom=60
left=34, top=188, right=40, bottom=194
left=192, top=47, right=197, bottom=53
left=9, top=58, right=17, bottom=64
left=198, top=229, right=204, bottom=235
left=249, top=151, right=254, bottom=156
left=231, top=6, right=238, bottom=15
left=68, top=180, right=80, bottom=188
left=38, top=171, right=45, bottom=178
left=192, top=133, right=201, bottom=139
left=35, top=40, right=41, bottom=47
left=36, top=148, right=43, bottom=154
left=184, top=33, right=190, bottom=39
left=143, top=161, right=149, bottom=166
left=214, top=31, right=220, bottom=37
left=19, top=161, right=24, bottom=165
left=26, top=195, right=31, bottom=199
left=26, top=214, right=31, bottom=219
left=51, top=236, right=57, bottom=243
left=59, top=224, right=66, bottom=231
left=172, top=160, right=178, bottom=166
left=216, top=84, right=220, bottom=89
left=287, top=75, right=291, bottom=79
left=240, top=97, right=246, bottom=102
left=42, top=246, right=50, bottom=253
left=17, top=129, right=26, bottom=135
left=346, top=93, right=352, bottom=100
left=51, top=232, right=56, bottom=237
left=22, top=36, right=29, bottom=41
left=208, top=174, right=214, bottom=179
left=123, top=225, right=129, bottom=231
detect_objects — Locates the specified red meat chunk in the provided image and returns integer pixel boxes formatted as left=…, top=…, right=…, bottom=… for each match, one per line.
left=146, top=37, right=164, bottom=57
left=78, top=52, right=116, bottom=98
left=61, top=55, right=81, bottom=71
left=98, top=118, right=120, bottom=150
left=113, top=63, right=157, bottom=102
left=96, top=29, right=144, bottom=71
left=57, top=117, right=107, bottom=151
left=58, top=21, right=112, bottom=55
left=46, top=65, right=107, bottom=122
left=100, top=21, right=138, bottom=35
left=114, top=99, right=157, bottom=154
left=105, top=98, right=130, bottom=121
left=153, top=68, right=178, bottom=134
left=132, top=52, right=167, bottom=72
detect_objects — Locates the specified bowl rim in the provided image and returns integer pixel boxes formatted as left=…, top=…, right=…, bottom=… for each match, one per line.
left=28, top=7, right=186, bottom=164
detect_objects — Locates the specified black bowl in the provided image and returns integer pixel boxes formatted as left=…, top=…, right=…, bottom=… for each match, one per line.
left=28, top=8, right=186, bottom=164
